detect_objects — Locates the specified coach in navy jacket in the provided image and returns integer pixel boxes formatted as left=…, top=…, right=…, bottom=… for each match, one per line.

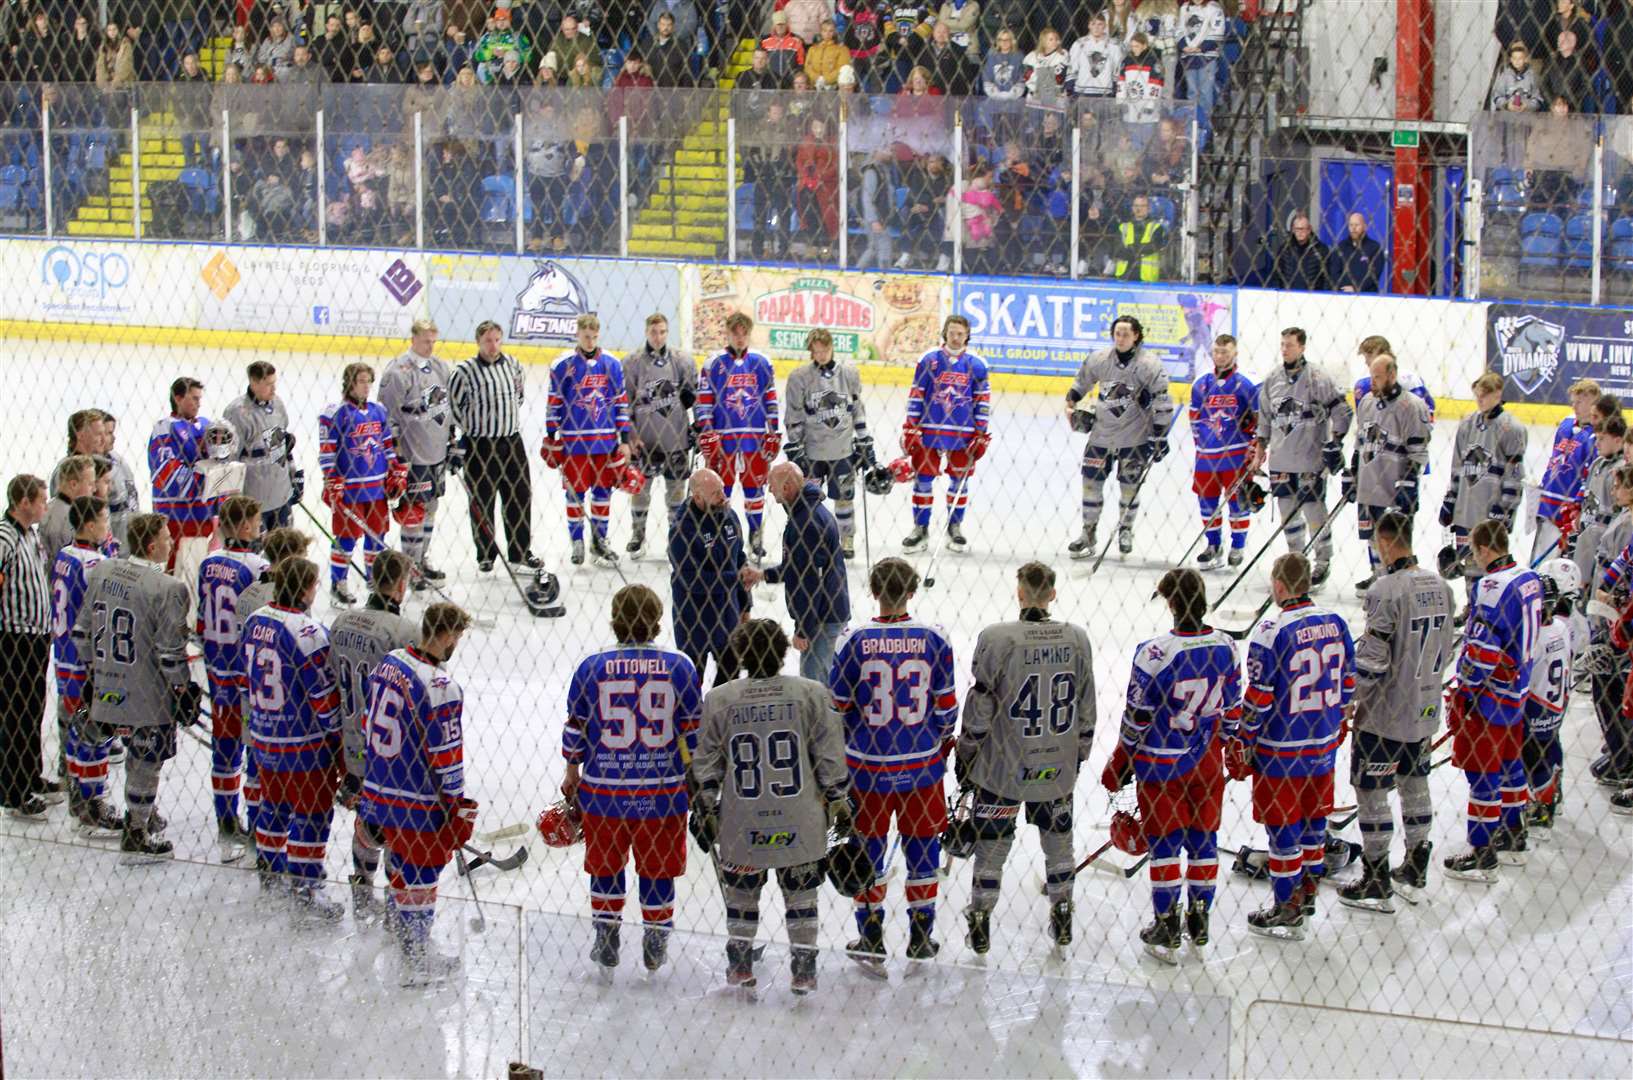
left=741, top=463, right=851, bottom=685
left=669, top=468, right=750, bottom=686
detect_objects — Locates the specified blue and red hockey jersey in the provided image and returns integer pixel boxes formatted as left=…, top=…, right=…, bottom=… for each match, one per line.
left=1459, top=557, right=1544, bottom=727
left=1604, top=535, right=1633, bottom=591
left=197, top=545, right=270, bottom=705
left=318, top=400, right=396, bottom=504
left=905, top=348, right=991, bottom=450
left=564, top=644, right=701, bottom=819
left=1243, top=600, right=1355, bottom=777
left=243, top=605, right=341, bottom=772
left=1538, top=418, right=1595, bottom=521
left=148, top=414, right=213, bottom=523
left=1122, top=628, right=1243, bottom=782
left=51, top=542, right=108, bottom=709
left=547, top=351, right=631, bottom=456
left=829, top=615, right=958, bottom=793
left=359, top=646, right=466, bottom=832
left=1189, top=370, right=1259, bottom=476
left=696, top=348, right=778, bottom=454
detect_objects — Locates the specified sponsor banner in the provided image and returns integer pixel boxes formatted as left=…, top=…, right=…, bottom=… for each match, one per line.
left=427, top=255, right=680, bottom=355
left=195, top=247, right=429, bottom=337
left=1488, top=303, right=1633, bottom=404
left=683, top=266, right=951, bottom=364
left=0, top=239, right=196, bottom=326
left=953, top=278, right=1236, bottom=380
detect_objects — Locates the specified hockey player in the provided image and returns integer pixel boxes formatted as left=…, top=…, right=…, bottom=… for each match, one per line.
left=1353, top=335, right=1436, bottom=418
left=624, top=312, right=697, bottom=560
left=1441, top=373, right=1528, bottom=616
left=668, top=469, right=751, bottom=687
left=222, top=360, right=301, bottom=532
left=50, top=410, right=104, bottom=497
left=956, top=562, right=1096, bottom=953
left=563, top=585, right=702, bottom=971
left=148, top=376, right=214, bottom=580
left=359, top=601, right=477, bottom=985
left=195, top=494, right=267, bottom=860
left=52, top=495, right=121, bottom=835
left=1110, top=567, right=1239, bottom=961
left=319, top=363, right=407, bottom=606
left=1187, top=334, right=1258, bottom=569
left=1523, top=559, right=1579, bottom=836
left=378, top=319, right=454, bottom=584
left=1254, top=328, right=1353, bottom=588
left=329, top=549, right=418, bottom=922
left=1348, top=353, right=1431, bottom=594
left=1570, top=415, right=1625, bottom=587
left=40, top=454, right=95, bottom=563
left=542, top=314, right=632, bottom=568
left=1445, top=520, right=1544, bottom=882
left=237, top=527, right=313, bottom=624
left=71, top=512, right=195, bottom=863
left=696, top=312, right=780, bottom=562
left=1065, top=315, right=1173, bottom=559
left=1236, top=552, right=1355, bottom=938
left=1339, top=510, right=1454, bottom=913
left=828, top=557, right=958, bottom=964
left=901, top=315, right=991, bottom=556
left=242, top=557, right=346, bottom=921
left=1588, top=466, right=1633, bottom=789
left=1533, top=378, right=1601, bottom=565
left=784, top=328, right=873, bottom=559
left=690, top=618, right=851, bottom=992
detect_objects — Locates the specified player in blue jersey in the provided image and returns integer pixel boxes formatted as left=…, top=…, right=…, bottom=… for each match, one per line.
left=1524, top=560, right=1579, bottom=836
left=696, top=312, right=781, bottom=562
left=148, top=376, right=214, bottom=577
left=319, top=363, right=406, bottom=607
left=52, top=495, right=121, bottom=836
left=542, top=314, right=634, bottom=569
left=1533, top=379, right=1601, bottom=565
left=563, top=584, right=702, bottom=972
left=1236, top=552, right=1355, bottom=940
left=243, top=558, right=346, bottom=923
left=901, top=316, right=992, bottom=555
left=359, top=601, right=477, bottom=986
left=196, top=494, right=267, bottom=862
left=829, top=557, right=958, bottom=965
left=1446, top=520, right=1544, bottom=882
left=1188, top=335, right=1260, bottom=570
left=1109, top=567, right=1241, bottom=962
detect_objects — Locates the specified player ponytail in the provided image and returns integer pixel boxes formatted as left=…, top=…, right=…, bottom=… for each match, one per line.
left=272, top=558, right=320, bottom=609
left=1156, top=567, right=1207, bottom=629
left=870, top=557, right=920, bottom=609
left=611, top=584, right=664, bottom=645
left=731, top=618, right=789, bottom=679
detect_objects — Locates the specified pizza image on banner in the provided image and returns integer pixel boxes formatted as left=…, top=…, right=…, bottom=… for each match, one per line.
left=1487, top=303, right=1633, bottom=404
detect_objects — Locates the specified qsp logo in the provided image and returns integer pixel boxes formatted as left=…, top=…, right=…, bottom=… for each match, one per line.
left=41, top=245, right=130, bottom=299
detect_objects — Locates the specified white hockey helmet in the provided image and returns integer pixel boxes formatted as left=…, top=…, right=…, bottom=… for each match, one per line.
left=1538, top=557, right=1582, bottom=612
left=202, top=420, right=241, bottom=462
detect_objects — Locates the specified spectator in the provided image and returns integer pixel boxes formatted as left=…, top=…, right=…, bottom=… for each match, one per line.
left=404, top=58, right=443, bottom=121
left=881, top=5, right=932, bottom=91
left=788, top=69, right=816, bottom=118
left=127, top=23, right=165, bottom=83
left=645, top=0, right=701, bottom=50
left=1140, top=116, right=1190, bottom=188
left=899, top=152, right=950, bottom=268
left=1494, top=0, right=1553, bottom=53
left=351, top=23, right=384, bottom=82
left=255, top=17, right=294, bottom=73
left=777, top=0, right=833, bottom=43
left=1525, top=95, right=1591, bottom=210
left=745, top=99, right=796, bottom=259
left=981, top=27, right=1025, bottom=144
left=226, top=23, right=255, bottom=75
left=295, top=147, right=320, bottom=232
left=1545, top=0, right=1596, bottom=61
left=1176, top=0, right=1225, bottom=144
left=254, top=170, right=298, bottom=241
left=368, top=42, right=408, bottom=83
left=1112, top=194, right=1167, bottom=281
left=494, top=47, right=528, bottom=89
left=474, top=8, right=530, bottom=84
left=1272, top=212, right=1330, bottom=291
left=62, top=13, right=97, bottom=84
left=16, top=10, right=56, bottom=84
left=1066, top=12, right=1122, bottom=98
left=735, top=46, right=780, bottom=90
left=262, top=136, right=298, bottom=185
left=403, top=0, right=445, bottom=56
left=279, top=42, right=330, bottom=84
left=251, top=62, right=277, bottom=84
left=855, top=146, right=897, bottom=270
left=439, top=23, right=475, bottom=81
left=173, top=53, right=212, bottom=167
left=994, top=140, right=1035, bottom=266
left=840, top=0, right=885, bottom=87
left=937, top=0, right=980, bottom=52
left=1023, top=27, right=1068, bottom=107
left=1491, top=41, right=1546, bottom=110
left=546, top=14, right=601, bottom=86
left=795, top=114, right=839, bottom=257
left=429, top=139, right=478, bottom=247
left=385, top=142, right=416, bottom=242
left=95, top=21, right=136, bottom=89
left=565, top=49, right=600, bottom=86
left=739, top=463, right=850, bottom=683
left=763, top=10, right=807, bottom=84
left=921, top=20, right=977, bottom=95
left=1542, top=29, right=1593, bottom=111
left=1328, top=211, right=1385, bottom=293
left=953, top=163, right=1001, bottom=274
left=805, top=19, right=851, bottom=87
left=835, top=62, right=869, bottom=109
left=1117, top=32, right=1165, bottom=133
left=344, top=145, right=384, bottom=238
left=314, top=15, right=351, bottom=80
left=647, top=12, right=693, bottom=86
left=1606, top=0, right=1633, bottom=114
left=524, top=98, right=574, bottom=250
left=0, top=474, right=55, bottom=820
left=1104, top=0, right=1141, bottom=42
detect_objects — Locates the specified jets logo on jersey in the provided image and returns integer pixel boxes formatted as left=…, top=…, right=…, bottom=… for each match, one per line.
left=1145, top=642, right=1165, bottom=663
left=1545, top=439, right=1585, bottom=481
left=573, top=377, right=610, bottom=420
left=724, top=386, right=757, bottom=417
left=805, top=388, right=850, bottom=430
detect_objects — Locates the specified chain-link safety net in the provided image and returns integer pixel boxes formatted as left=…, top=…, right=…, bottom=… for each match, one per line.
left=0, top=2, right=1632, bottom=1078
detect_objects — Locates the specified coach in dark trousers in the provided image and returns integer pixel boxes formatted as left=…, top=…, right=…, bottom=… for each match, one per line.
left=0, top=474, right=58, bottom=819
left=669, top=468, right=750, bottom=687
left=450, top=320, right=539, bottom=572
left=741, top=462, right=850, bottom=685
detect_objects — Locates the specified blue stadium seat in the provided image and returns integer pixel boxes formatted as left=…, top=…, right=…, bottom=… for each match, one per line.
left=735, top=181, right=755, bottom=229
left=479, top=175, right=532, bottom=225
left=1149, top=194, right=1178, bottom=228
left=1518, top=211, right=1564, bottom=268
left=1563, top=212, right=1596, bottom=269
left=177, top=166, right=219, bottom=217
left=1487, top=167, right=1526, bottom=216
left=1610, top=217, right=1633, bottom=273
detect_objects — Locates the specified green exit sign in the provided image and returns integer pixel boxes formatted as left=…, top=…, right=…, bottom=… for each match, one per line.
left=1392, top=129, right=1420, bottom=148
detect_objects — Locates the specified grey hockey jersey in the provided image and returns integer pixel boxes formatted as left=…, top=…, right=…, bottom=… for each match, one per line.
left=1258, top=361, right=1353, bottom=475
left=221, top=392, right=294, bottom=511
left=1593, top=509, right=1631, bottom=589
left=693, top=674, right=849, bottom=869
left=38, top=496, right=73, bottom=565
left=1353, top=561, right=1455, bottom=744
left=1448, top=406, right=1528, bottom=530
left=73, top=556, right=191, bottom=729
left=378, top=351, right=454, bottom=465
left=328, top=603, right=419, bottom=779
left=1354, top=387, right=1431, bottom=507
left=237, top=574, right=274, bottom=623
left=1573, top=453, right=1620, bottom=584
left=1067, top=347, right=1175, bottom=451
left=959, top=614, right=1096, bottom=802
left=785, top=361, right=868, bottom=463
left=624, top=344, right=698, bottom=453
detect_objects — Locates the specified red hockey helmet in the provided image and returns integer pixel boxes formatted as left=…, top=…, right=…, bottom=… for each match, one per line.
left=617, top=464, right=647, bottom=496
left=1109, top=808, right=1148, bottom=856
left=536, top=800, right=583, bottom=848
left=392, top=500, right=427, bottom=528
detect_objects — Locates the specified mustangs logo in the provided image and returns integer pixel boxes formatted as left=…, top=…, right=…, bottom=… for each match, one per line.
left=1493, top=314, right=1564, bottom=397
left=510, top=260, right=594, bottom=341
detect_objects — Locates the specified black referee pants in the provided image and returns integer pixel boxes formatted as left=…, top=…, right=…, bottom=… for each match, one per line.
left=0, top=631, right=49, bottom=807
left=465, top=433, right=533, bottom=564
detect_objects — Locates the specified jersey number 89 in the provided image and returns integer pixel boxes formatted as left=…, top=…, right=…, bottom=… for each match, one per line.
left=729, top=729, right=803, bottom=800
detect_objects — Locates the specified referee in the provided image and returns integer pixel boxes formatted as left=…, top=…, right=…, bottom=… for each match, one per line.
left=450, top=320, right=539, bottom=572
left=0, top=474, right=57, bottom=819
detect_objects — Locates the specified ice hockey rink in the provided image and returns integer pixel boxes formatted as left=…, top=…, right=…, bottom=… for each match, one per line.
left=1, top=337, right=1630, bottom=1078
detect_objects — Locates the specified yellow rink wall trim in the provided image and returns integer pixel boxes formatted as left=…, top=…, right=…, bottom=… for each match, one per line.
left=0, top=318, right=1574, bottom=427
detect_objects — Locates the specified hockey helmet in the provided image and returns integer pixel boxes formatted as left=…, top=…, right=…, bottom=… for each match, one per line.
left=1538, top=557, right=1582, bottom=613
left=202, top=420, right=241, bottom=462
left=1232, top=844, right=1271, bottom=881
left=1241, top=478, right=1268, bottom=515
left=1437, top=543, right=1470, bottom=581
left=940, top=787, right=977, bottom=860
left=392, top=500, right=427, bottom=528
left=617, top=464, right=647, bottom=496
left=1109, top=808, right=1147, bottom=856
left=1069, top=405, right=1097, bottom=435
left=865, top=456, right=914, bottom=496
left=536, top=799, right=583, bottom=848
left=825, top=832, right=875, bottom=897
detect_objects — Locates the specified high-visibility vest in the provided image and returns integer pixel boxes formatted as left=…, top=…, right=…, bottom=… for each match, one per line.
left=1115, top=220, right=1163, bottom=281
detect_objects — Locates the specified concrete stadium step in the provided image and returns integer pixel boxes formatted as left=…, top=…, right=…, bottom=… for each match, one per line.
left=73, top=205, right=152, bottom=224
left=66, top=220, right=146, bottom=236
left=674, top=148, right=723, bottom=166
left=643, top=192, right=728, bottom=213
left=631, top=222, right=722, bottom=241
left=628, top=238, right=718, bottom=257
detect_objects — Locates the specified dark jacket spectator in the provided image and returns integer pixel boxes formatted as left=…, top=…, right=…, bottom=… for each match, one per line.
left=760, top=482, right=849, bottom=640
left=1272, top=216, right=1330, bottom=291
left=278, top=44, right=330, bottom=85
left=313, top=17, right=352, bottom=81
left=1544, top=0, right=1597, bottom=61
left=1606, top=0, right=1633, bottom=113
left=646, top=25, right=693, bottom=87
left=762, top=12, right=807, bottom=84
left=1328, top=212, right=1386, bottom=292
left=644, top=0, right=701, bottom=51
left=1495, top=0, right=1553, bottom=53
left=62, top=14, right=97, bottom=83
left=1542, top=29, right=1594, bottom=111
left=1140, top=117, right=1191, bottom=188
left=545, top=16, right=601, bottom=84
left=16, top=11, right=56, bottom=83
left=734, top=48, right=782, bottom=90
left=918, top=22, right=977, bottom=95
left=668, top=495, right=751, bottom=676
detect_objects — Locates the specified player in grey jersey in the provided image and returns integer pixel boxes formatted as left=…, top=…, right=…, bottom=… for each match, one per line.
left=71, top=513, right=195, bottom=864
left=1348, top=353, right=1431, bottom=595
left=236, top=527, right=313, bottom=623
left=41, top=455, right=95, bottom=562
left=1063, top=316, right=1175, bottom=558
left=327, top=550, right=419, bottom=923
left=221, top=360, right=302, bottom=531
left=378, top=319, right=454, bottom=581
left=783, top=328, right=873, bottom=559
left=1339, top=511, right=1455, bottom=913
left=954, top=561, right=1096, bottom=952
left=1440, top=373, right=1528, bottom=614
left=1254, top=327, right=1353, bottom=587
left=690, top=619, right=851, bottom=993
left=1569, top=416, right=1624, bottom=588
left=624, top=313, right=698, bottom=559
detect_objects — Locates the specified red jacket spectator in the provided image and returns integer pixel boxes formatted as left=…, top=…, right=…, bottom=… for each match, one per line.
left=762, top=13, right=808, bottom=84
left=609, top=59, right=656, bottom=129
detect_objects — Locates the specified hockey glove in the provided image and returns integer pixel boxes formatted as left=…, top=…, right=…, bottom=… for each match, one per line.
left=760, top=431, right=783, bottom=463
left=968, top=431, right=992, bottom=461
left=1322, top=441, right=1344, bottom=475
left=1148, top=436, right=1170, bottom=463
left=321, top=476, right=345, bottom=508
left=1100, top=744, right=1134, bottom=793
left=539, top=438, right=566, bottom=469
left=900, top=423, right=924, bottom=455
left=168, top=681, right=204, bottom=728
left=688, top=787, right=720, bottom=853
left=439, top=796, right=480, bottom=856
left=1557, top=501, right=1581, bottom=543
left=337, top=773, right=362, bottom=810
left=953, top=744, right=974, bottom=788
left=1340, top=470, right=1357, bottom=505
left=826, top=795, right=854, bottom=840
left=1224, top=737, right=1255, bottom=781
left=448, top=436, right=469, bottom=476
left=851, top=434, right=876, bottom=471
left=697, top=428, right=722, bottom=458
left=384, top=461, right=409, bottom=500
left=289, top=468, right=306, bottom=504
left=284, top=431, right=297, bottom=457
left=1393, top=478, right=1419, bottom=514
left=784, top=441, right=807, bottom=472
left=1439, top=497, right=1455, bottom=529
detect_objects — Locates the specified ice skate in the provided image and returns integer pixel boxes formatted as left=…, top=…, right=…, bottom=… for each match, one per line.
left=965, top=907, right=991, bottom=955
left=1493, top=825, right=1528, bottom=866
left=790, top=946, right=818, bottom=995
left=846, top=911, right=887, bottom=977
left=1140, top=909, right=1183, bottom=963
left=1310, top=561, right=1331, bottom=588
left=1443, top=845, right=1499, bottom=884
left=417, top=560, right=446, bottom=583
left=216, top=815, right=253, bottom=864
left=291, top=882, right=346, bottom=927
left=726, top=938, right=756, bottom=987
left=590, top=533, right=619, bottom=568
left=1049, top=899, right=1073, bottom=947
left=119, top=816, right=173, bottom=865
left=330, top=583, right=357, bottom=607
left=947, top=521, right=968, bottom=553
left=901, top=525, right=929, bottom=554
left=590, top=921, right=620, bottom=969
left=71, top=795, right=123, bottom=838
left=1185, top=898, right=1211, bottom=948
left=1246, top=898, right=1306, bottom=941
left=1391, top=840, right=1432, bottom=902
left=1117, top=525, right=1134, bottom=556
left=1067, top=524, right=1097, bottom=560
left=1227, top=547, right=1244, bottom=567
left=841, top=535, right=855, bottom=560
left=1353, top=574, right=1377, bottom=596
left=1197, top=545, right=1225, bottom=570
left=106, top=737, right=126, bottom=765
left=1609, top=788, right=1633, bottom=815
left=905, top=910, right=939, bottom=962
left=1524, top=800, right=1555, bottom=836
left=1337, top=856, right=1395, bottom=914
left=570, top=538, right=586, bottom=566
left=401, top=939, right=461, bottom=988
left=626, top=531, right=647, bottom=560
left=642, top=926, right=669, bottom=972
left=1296, top=875, right=1319, bottom=918
left=349, top=873, right=383, bottom=926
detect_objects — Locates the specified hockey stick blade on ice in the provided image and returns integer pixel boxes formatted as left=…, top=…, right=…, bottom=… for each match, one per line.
left=1220, top=489, right=1357, bottom=639
left=454, top=475, right=565, bottom=619
left=923, top=470, right=970, bottom=589
left=458, top=842, right=530, bottom=874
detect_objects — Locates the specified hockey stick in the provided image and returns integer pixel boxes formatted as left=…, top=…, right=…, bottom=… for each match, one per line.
left=922, top=469, right=969, bottom=589
left=1211, top=484, right=1347, bottom=615
left=1085, top=411, right=1184, bottom=577
left=1170, top=468, right=1261, bottom=575
left=1039, top=837, right=1116, bottom=895
left=454, top=848, right=488, bottom=933
left=477, top=821, right=533, bottom=843
left=1219, top=490, right=1358, bottom=639
left=1110, top=805, right=1362, bottom=881
left=453, top=474, right=563, bottom=618
left=458, top=842, right=529, bottom=874
left=861, top=483, right=872, bottom=571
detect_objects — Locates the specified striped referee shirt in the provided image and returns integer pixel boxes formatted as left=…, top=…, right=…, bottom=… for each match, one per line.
left=0, top=511, right=50, bottom=635
left=450, top=351, right=526, bottom=438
